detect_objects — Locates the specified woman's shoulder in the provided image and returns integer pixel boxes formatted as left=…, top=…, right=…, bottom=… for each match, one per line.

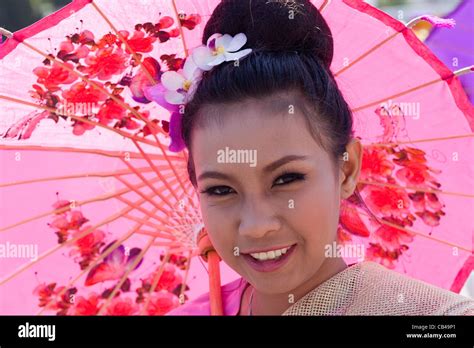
left=166, top=277, right=247, bottom=316
left=283, top=261, right=474, bottom=316
left=355, top=261, right=474, bottom=315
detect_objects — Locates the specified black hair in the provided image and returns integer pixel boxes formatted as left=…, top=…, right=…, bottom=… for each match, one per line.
left=181, top=0, right=354, bottom=187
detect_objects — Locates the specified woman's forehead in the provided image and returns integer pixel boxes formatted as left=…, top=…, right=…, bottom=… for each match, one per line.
left=193, top=89, right=311, bottom=128
left=193, top=109, right=314, bottom=152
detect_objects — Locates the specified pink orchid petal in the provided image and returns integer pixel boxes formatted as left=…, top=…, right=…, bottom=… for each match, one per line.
left=215, top=34, right=233, bottom=50
left=206, top=33, right=222, bottom=48
left=165, top=90, right=185, bottom=105
left=185, top=78, right=201, bottom=102
left=226, top=33, right=247, bottom=52
left=224, top=48, right=253, bottom=62
left=143, top=84, right=180, bottom=113
left=169, top=112, right=186, bottom=152
left=207, top=54, right=226, bottom=67
left=191, top=46, right=214, bottom=71
left=183, top=56, right=199, bottom=80
left=161, top=71, right=185, bottom=91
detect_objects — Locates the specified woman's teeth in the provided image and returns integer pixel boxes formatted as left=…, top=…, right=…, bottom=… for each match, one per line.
left=250, top=246, right=290, bottom=261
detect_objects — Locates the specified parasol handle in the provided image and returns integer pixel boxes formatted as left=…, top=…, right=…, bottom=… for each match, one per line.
left=197, top=229, right=223, bottom=315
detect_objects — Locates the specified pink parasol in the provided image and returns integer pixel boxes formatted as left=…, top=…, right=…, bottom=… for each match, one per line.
left=0, top=0, right=472, bottom=315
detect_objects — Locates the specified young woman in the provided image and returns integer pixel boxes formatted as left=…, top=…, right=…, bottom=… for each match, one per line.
left=166, top=0, right=474, bottom=315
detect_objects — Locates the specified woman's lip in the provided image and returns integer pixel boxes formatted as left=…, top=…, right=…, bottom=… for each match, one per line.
left=241, top=243, right=296, bottom=254
left=242, top=244, right=297, bottom=273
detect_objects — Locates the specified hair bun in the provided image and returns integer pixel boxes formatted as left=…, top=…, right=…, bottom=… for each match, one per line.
left=203, top=0, right=334, bottom=68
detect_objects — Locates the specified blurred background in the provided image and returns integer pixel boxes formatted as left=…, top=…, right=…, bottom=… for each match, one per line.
left=0, top=0, right=465, bottom=32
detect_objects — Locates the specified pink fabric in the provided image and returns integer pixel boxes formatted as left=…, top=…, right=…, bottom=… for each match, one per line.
left=166, top=277, right=249, bottom=315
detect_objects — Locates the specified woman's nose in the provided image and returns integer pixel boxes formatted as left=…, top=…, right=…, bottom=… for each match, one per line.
left=238, top=195, right=282, bottom=239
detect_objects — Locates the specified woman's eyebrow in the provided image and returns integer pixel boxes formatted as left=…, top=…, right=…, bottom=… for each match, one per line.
left=262, top=155, right=308, bottom=173
left=197, top=155, right=308, bottom=182
left=197, top=171, right=234, bottom=182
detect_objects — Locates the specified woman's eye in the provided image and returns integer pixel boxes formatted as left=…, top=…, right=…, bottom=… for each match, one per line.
left=273, top=172, right=306, bottom=187
left=201, top=173, right=305, bottom=196
left=200, top=186, right=235, bottom=196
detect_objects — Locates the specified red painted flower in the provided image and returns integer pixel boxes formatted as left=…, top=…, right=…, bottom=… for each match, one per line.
left=57, top=40, right=90, bottom=63
left=365, top=243, right=405, bottom=269
left=393, top=147, right=428, bottom=166
left=85, top=244, right=143, bottom=286
left=49, top=209, right=89, bottom=243
left=71, top=293, right=101, bottom=315
left=143, top=263, right=182, bottom=292
left=79, top=47, right=128, bottom=80
left=34, top=283, right=60, bottom=310
left=145, top=291, right=179, bottom=315
left=52, top=200, right=71, bottom=212
left=33, top=283, right=76, bottom=313
left=339, top=201, right=370, bottom=237
left=415, top=210, right=445, bottom=227
left=70, top=30, right=95, bottom=45
left=360, top=147, right=394, bottom=181
left=179, top=13, right=202, bottom=30
left=364, top=186, right=410, bottom=218
left=169, top=28, right=180, bottom=38
left=337, top=226, right=353, bottom=243
left=156, top=16, right=174, bottom=30
left=106, top=297, right=138, bottom=316
left=409, top=192, right=443, bottom=212
left=372, top=224, right=414, bottom=252
left=33, top=62, right=78, bottom=92
left=130, top=57, right=161, bottom=103
left=124, top=117, right=140, bottom=130
left=62, top=81, right=107, bottom=104
left=121, top=30, right=156, bottom=53
left=97, top=33, right=118, bottom=48
left=73, top=228, right=106, bottom=257
left=73, top=117, right=96, bottom=136
left=97, top=99, right=127, bottom=125
left=69, top=227, right=106, bottom=269
left=50, top=215, right=69, bottom=230
left=69, top=210, right=89, bottom=230
left=396, top=162, right=433, bottom=188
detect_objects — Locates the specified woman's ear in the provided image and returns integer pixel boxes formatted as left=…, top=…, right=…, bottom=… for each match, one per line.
left=339, top=138, right=363, bottom=199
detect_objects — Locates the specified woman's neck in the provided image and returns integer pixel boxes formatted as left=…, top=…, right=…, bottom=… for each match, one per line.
left=241, top=257, right=348, bottom=315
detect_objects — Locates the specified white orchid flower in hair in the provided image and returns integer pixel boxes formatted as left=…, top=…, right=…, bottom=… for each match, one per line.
left=160, top=55, right=202, bottom=105
left=192, top=33, right=253, bottom=71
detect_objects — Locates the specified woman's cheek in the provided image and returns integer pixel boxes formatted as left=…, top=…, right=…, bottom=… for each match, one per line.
left=292, top=183, right=340, bottom=253
left=200, top=203, right=238, bottom=265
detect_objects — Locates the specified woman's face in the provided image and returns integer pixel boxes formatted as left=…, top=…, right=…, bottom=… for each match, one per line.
left=191, top=97, right=356, bottom=295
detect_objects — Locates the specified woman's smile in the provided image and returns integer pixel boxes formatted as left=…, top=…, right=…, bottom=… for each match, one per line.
left=241, top=243, right=297, bottom=273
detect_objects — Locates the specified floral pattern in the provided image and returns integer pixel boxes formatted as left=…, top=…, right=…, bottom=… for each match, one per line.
left=337, top=106, right=445, bottom=268
left=3, top=13, right=202, bottom=146
left=35, top=197, right=191, bottom=316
